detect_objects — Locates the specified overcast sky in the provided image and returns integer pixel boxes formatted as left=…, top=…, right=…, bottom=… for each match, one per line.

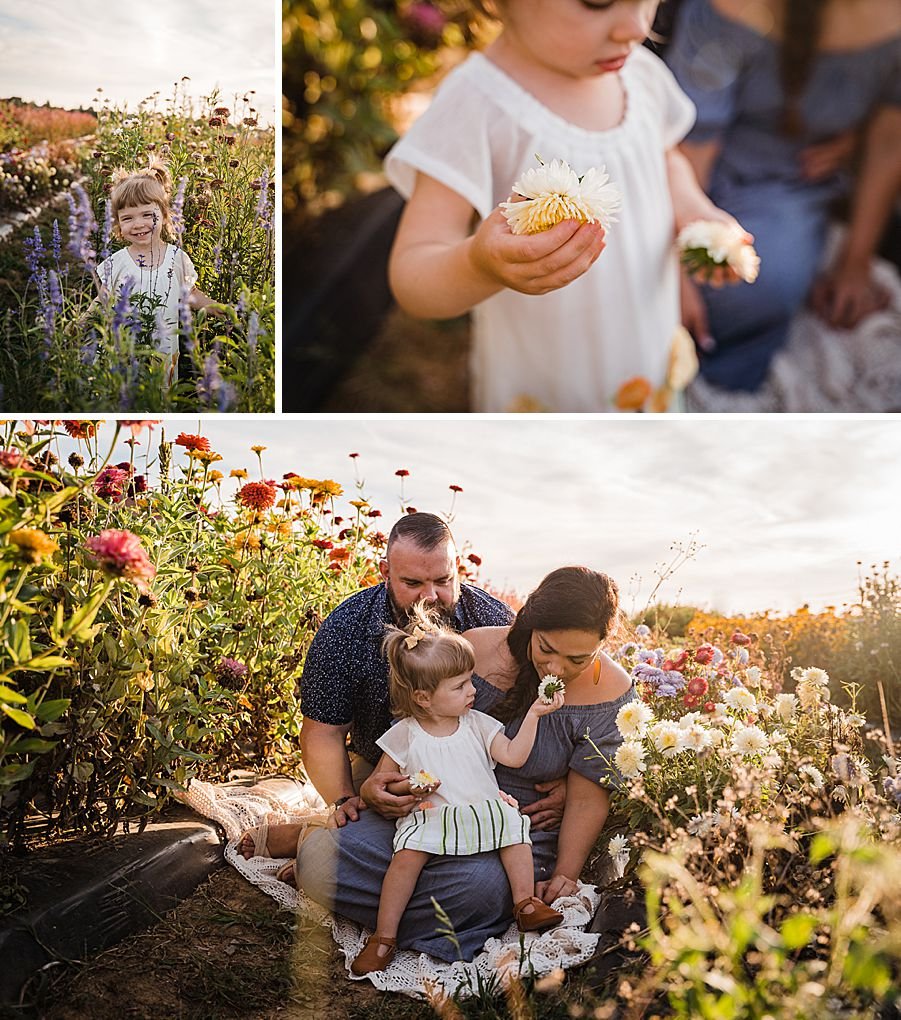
left=0, top=0, right=275, bottom=122
left=51, top=417, right=901, bottom=618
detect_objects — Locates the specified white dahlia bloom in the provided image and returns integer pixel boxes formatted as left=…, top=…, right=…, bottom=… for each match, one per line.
left=723, top=686, right=757, bottom=712
left=616, top=700, right=654, bottom=738
left=682, top=724, right=712, bottom=752
left=677, top=219, right=761, bottom=283
left=774, top=693, right=798, bottom=722
left=650, top=720, right=684, bottom=757
left=501, top=158, right=622, bottom=236
left=731, top=724, right=769, bottom=756
left=614, top=740, right=647, bottom=779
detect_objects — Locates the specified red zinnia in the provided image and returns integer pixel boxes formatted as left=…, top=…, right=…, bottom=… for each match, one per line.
left=175, top=432, right=211, bottom=452
left=395, top=469, right=410, bottom=477
left=731, top=631, right=752, bottom=646
left=312, top=539, right=334, bottom=551
left=467, top=553, right=482, bottom=566
left=85, top=529, right=156, bottom=593
left=693, top=644, right=715, bottom=664
left=687, top=676, right=709, bottom=697
left=63, top=420, right=98, bottom=440
left=449, top=484, right=463, bottom=493
left=237, top=482, right=277, bottom=511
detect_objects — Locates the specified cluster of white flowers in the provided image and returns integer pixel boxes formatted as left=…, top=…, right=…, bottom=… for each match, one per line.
left=687, top=807, right=741, bottom=837
left=500, top=158, right=622, bottom=236
left=794, top=667, right=830, bottom=712
left=677, top=219, right=761, bottom=283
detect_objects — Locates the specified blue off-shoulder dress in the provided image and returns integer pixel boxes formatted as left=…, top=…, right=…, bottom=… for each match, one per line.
left=665, top=0, right=901, bottom=391
left=295, top=675, right=634, bottom=962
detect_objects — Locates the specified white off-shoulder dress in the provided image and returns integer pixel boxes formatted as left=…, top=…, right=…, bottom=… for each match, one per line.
left=376, top=710, right=530, bottom=856
left=385, top=47, right=696, bottom=412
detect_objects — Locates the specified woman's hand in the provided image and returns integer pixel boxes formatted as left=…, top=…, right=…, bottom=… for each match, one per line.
left=810, top=259, right=890, bottom=329
left=799, top=129, right=858, bottom=182
left=469, top=207, right=606, bottom=297
left=536, top=872, right=579, bottom=904
left=359, top=770, right=421, bottom=819
left=520, top=776, right=567, bottom=831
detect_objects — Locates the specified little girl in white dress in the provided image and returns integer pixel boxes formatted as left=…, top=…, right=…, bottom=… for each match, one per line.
left=94, top=162, right=220, bottom=386
left=351, top=608, right=566, bottom=976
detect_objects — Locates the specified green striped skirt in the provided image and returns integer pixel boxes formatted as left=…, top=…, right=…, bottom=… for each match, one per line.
left=392, top=798, right=532, bottom=856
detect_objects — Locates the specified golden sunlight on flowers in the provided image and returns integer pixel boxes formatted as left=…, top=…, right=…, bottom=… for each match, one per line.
left=500, top=158, right=622, bottom=236
left=506, top=394, right=551, bottom=413
left=9, top=527, right=59, bottom=564
left=677, top=220, right=761, bottom=283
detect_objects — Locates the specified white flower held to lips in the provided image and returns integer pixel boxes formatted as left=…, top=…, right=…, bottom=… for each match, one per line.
left=501, top=158, right=622, bottom=236
left=538, top=674, right=566, bottom=704
left=677, top=219, right=760, bottom=283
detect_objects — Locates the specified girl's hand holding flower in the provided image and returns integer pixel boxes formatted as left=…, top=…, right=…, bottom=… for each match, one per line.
left=677, top=218, right=760, bottom=287
left=530, top=688, right=565, bottom=717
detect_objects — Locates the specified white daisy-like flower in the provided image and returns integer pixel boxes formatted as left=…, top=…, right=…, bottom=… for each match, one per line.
left=706, top=727, right=726, bottom=747
left=608, top=834, right=629, bottom=857
left=538, top=674, right=566, bottom=704
left=687, top=813, right=715, bottom=837
left=650, top=720, right=684, bottom=758
left=615, top=700, right=654, bottom=738
left=709, top=702, right=730, bottom=723
left=799, top=764, right=825, bottom=790
left=682, top=724, right=712, bottom=752
left=730, top=724, right=769, bottom=756
left=774, top=693, right=798, bottom=722
left=409, top=769, right=439, bottom=791
left=676, top=712, right=702, bottom=731
left=614, top=740, right=647, bottom=779
left=843, top=711, right=866, bottom=728
left=745, top=666, right=763, bottom=685
left=723, top=686, right=757, bottom=712
left=501, top=158, right=622, bottom=236
left=677, top=219, right=760, bottom=283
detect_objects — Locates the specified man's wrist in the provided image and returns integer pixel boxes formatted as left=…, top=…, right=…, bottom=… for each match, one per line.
left=333, top=794, right=354, bottom=810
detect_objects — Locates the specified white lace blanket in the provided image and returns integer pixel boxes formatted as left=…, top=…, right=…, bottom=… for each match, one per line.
left=178, top=778, right=601, bottom=1001
left=686, top=231, right=901, bottom=412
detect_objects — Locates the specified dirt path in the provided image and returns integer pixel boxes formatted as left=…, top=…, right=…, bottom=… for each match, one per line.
left=33, top=867, right=411, bottom=1020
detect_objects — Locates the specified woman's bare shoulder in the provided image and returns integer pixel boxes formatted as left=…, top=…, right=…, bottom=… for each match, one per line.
left=462, top=624, right=510, bottom=649
left=709, top=0, right=778, bottom=37
left=598, top=651, right=633, bottom=699
left=463, top=626, right=516, bottom=687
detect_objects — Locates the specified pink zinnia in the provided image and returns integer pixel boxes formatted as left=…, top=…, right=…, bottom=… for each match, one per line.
left=93, top=466, right=130, bottom=502
left=237, top=481, right=277, bottom=511
left=85, top=529, right=156, bottom=593
left=0, top=449, right=29, bottom=471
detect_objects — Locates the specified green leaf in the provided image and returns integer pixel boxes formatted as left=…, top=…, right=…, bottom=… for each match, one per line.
left=11, top=737, right=57, bottom=753
left=809, top=832, right=836, bottom=865
left=1, top=704, right=35, bottom=729
left=22, top=655, right=73, bottom=672
left=0, top=684, right=27, bottom=704
left=33, top=698, right=70, bottom=722
left=780, top=913, right=818, bottom=950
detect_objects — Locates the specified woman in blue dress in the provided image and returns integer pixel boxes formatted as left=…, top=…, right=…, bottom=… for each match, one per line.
left=665, top=0, right=901, bottom=391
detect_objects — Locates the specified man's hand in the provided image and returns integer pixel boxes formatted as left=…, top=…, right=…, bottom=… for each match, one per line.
left=327, top=795, right=367, bottom=828
left=521, top=776, right=567, bottom=831
left=360, top=770, right=421, bottom=819
left=536, top=872, right=580, bottom=904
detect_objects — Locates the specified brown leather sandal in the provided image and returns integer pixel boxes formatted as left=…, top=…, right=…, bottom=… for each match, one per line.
left=351, top=934, right=397, bottom=975
left=513, top=896, right=564, bottom=933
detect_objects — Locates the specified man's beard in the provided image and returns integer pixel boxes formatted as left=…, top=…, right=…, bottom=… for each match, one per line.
left=386, top=585, right=459, bottom=628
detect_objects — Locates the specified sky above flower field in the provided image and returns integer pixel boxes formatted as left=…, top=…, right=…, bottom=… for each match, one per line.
left=57, top=417, right=901, bottom=618
left=0, top=0, right=275, bottom=121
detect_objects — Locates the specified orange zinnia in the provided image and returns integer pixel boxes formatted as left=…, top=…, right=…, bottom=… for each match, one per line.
left=175, top=432, right=210, bottom=452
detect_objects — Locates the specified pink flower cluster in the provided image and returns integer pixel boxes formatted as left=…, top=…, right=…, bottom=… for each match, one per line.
left=85, top=529, right=156, bottom=593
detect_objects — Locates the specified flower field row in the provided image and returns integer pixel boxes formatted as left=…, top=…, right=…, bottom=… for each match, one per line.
left=0, top=86, right=274, bottom=411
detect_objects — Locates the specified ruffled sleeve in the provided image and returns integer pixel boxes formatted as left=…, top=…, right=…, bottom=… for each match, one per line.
left=467, top=710, right=504, bottom=761
left=664, top=0, right=763, bottom=143
left=175, top=247, right=198, bottom=291
left=630, top=46, right=697, bottom=149
left=375, top=718, right=412, bottom=769
left=384, top=59, right=497, bottom=221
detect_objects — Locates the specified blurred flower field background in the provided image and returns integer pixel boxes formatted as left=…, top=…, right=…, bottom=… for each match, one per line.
left=1, top=418, right=900, bottom=1016
left=0, top=87, right=274, bottom=412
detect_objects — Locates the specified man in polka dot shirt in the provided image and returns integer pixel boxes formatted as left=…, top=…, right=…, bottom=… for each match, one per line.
left=300, top=512, right=513, bottom=827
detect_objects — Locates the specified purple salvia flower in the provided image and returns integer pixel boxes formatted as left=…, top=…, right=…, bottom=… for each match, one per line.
left=111, top=276, right=136, bottom=337
left=254, top=169, right=271, bottom=231
left=67, top=184, right=98, bottom=270
left=246, top=310, right=259, bottom=357
left=171, top=176, right=187, bottom=245
left=51, top=219, right=61, bottom=264
left=100, top=198, right=113, bottom=261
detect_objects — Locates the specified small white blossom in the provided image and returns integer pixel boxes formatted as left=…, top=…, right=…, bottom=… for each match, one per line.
left=731, top=724, right=769, bottom=756
left=745, top=666, right=763, bottom=685
left=723, top=687, right=757, bottom=712
left=687, top=814, right=715, bottom=837
left=501, top=158, right=622, bottom=235
left=650, top=720, right=685, bottom=758
left=799, top=765, right=825, bottom=790
left=608, top=834, right=629, bottom=857
left=682, top=725, right=712, bottom=752
left=774, top=693, right=798, bottom=722
left=614, top=740, right=647, bottom=779
left=538, top=674, right=566, bottom=704
left=615, top=700, right=654, bottom=738
left=677, top=219, right=761, bottom=283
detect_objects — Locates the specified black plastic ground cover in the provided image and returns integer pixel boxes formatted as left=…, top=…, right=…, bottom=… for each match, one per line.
left=282, top=187, right=404, bottom=410
left=0, top=806, right=223, bottom=1007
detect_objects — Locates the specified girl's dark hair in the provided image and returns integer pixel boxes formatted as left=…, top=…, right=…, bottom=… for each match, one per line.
left=494, top=567, right=620, bottom=723
left=383, top=601, right=475, bottom=720
left=779, top=0, right=826, bottom=136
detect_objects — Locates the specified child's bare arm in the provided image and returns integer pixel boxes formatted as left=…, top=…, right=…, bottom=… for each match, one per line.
left=389, top=172, right=606, bottom=319
left=490, top=691, right=565, bottom=768
left=188, top=286, right=227, bottom=317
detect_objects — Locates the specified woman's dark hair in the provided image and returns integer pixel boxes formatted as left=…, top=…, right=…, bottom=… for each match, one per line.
left=494, top=567, right=620, bottom=723
left=779, top=0, right=826, bottom=136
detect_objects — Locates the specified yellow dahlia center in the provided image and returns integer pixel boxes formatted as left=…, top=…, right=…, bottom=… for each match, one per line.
left=514, top=193, right=593, bottom=234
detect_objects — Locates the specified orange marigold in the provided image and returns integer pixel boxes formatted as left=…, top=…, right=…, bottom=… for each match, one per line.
left=175, top=433, right=211, bottom=452
left=237, top=481, right=277, bottom=511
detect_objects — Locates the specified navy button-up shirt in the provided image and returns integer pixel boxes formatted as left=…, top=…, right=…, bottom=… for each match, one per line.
left=300, top=582, right=514, bottom=765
